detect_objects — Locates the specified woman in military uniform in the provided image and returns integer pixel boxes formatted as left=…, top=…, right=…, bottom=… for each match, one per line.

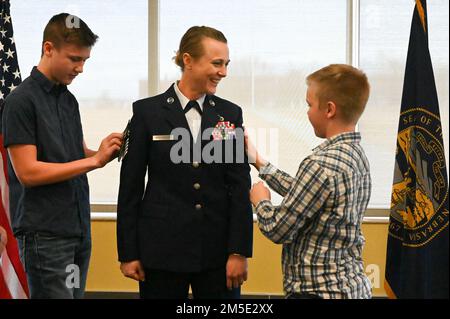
left=117, top=26, right=253, bottom=299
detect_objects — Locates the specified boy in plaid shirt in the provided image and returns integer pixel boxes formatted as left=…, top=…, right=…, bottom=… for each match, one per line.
left=247, top=64, right=372, bottom=299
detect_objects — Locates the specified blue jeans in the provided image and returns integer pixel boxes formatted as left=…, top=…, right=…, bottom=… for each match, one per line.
left=17, top=232, right=91, bottom=299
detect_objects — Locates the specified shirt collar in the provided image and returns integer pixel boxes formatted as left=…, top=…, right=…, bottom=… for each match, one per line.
left=31, top=66, right=67, bottom=94
left=173, top=81, right=205, bottom=111
left=312, top=131, right=361, bottom=153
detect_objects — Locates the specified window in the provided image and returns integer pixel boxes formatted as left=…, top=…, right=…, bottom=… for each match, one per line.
left=159, top=0, right=347, bottom=204
left=9, top=1, right=448, bottom=208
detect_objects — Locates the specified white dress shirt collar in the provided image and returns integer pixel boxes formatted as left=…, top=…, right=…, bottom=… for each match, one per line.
left=174, top=81, right=205, bottom=111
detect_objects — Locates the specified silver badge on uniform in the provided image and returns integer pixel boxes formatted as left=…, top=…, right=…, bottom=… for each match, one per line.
left=152, top=135, right=175, bottom=141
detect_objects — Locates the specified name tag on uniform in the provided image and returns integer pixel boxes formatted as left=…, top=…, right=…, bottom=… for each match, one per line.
left=152, top=134, right=175, bottom=141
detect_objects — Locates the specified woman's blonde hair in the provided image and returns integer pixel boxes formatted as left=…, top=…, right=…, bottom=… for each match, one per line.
left=174, top=26, right=227, bottom=71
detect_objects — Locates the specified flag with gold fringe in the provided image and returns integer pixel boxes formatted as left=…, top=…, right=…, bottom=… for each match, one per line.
left=385, top=0, right=449, bottom=299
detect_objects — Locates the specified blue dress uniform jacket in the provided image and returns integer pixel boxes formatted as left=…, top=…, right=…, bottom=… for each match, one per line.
left=117, top=84, right=253, bottom=273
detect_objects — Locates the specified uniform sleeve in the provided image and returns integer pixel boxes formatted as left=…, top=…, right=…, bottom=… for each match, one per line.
left=225, top=106, right=253, bottom=257
left=255, top=159, right=331, bottom=244
left=116, top=102, right=149, bottom=262
left=2, top=93, right=36, bottom=148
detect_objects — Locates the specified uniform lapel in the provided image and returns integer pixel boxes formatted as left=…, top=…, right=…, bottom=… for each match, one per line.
left=162, top=84, right=192, bottom=136
left=201, top=96, right=221, bottom=144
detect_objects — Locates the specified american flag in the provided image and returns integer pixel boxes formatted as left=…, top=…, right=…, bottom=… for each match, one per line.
left=0, top=0, right=29, bottom=299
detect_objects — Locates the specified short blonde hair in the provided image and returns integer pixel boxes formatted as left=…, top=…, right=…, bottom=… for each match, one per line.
left=306, top=64, right=370, bottom=124
left=174, top=26, right=227, bottom=71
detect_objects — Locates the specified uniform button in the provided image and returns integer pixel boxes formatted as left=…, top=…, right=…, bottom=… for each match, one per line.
left=192, top=161, right=200, bottom=168
left=195, top=204, right=202, bottom=210
left=193, top=183, right=201, bottom=190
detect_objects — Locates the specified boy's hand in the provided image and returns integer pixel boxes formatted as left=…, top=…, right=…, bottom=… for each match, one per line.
left=244, top=128, right=267, bottom=171
left=250, top=181, right=271, bottom=206
left=94, top=133, right=123, bottom=167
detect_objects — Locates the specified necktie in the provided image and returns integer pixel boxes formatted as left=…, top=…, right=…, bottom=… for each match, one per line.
left=184, top=100, right=202, bottom=115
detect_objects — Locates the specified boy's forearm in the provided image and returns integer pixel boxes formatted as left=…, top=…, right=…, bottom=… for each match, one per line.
left=12, top=156, right=100, bottom=188
left=258, top=162, right=296, bottom=198
left=84, top=148, right=97, bottom=158
left=9, top=134, right=121, bottom=187
left=254, top=153, right=268, bottom=171
left=83, top=140, right=97, bottom=158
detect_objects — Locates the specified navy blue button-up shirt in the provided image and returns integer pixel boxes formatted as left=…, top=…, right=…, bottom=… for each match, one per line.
left=1, top=67, right=90, bottom=237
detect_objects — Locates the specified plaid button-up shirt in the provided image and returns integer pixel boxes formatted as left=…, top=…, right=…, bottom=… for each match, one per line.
left=256, top=132, right=372, bottom=299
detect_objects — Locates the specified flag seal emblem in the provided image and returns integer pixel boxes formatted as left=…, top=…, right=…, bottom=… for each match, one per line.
left=390, top=107, right=449, bottom=247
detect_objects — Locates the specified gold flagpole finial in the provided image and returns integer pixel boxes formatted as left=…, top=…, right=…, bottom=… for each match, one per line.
left=415, top=0, right=427, bottom=33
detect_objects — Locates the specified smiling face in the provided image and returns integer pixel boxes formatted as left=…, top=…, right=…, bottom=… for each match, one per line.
left=184, top=37, right=230, bottom=96
left=45, top=42, right=91, bottom=85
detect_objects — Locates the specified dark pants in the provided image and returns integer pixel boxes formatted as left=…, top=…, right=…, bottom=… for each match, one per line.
left=17, top=232, right=91, bottom=299
left=287, top=292, right=322, bottom=299
left=139, top=267, right=241, bottom=299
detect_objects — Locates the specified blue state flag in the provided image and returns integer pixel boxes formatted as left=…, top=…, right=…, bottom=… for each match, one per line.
left=385, top=0, right=449, bottom=299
